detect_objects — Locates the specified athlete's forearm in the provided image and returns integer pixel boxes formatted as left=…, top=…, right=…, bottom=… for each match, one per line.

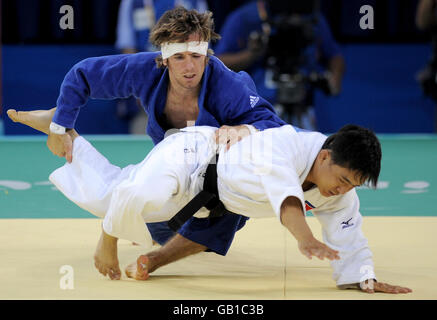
left=217, top=50, right=258, bottom=72
left=54, top=54, right=148, bottom=129
left=280, top=196, right=313, bottom=242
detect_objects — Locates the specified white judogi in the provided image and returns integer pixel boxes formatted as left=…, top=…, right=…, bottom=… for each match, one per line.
left=49, top=125, right=375, bottom=286
left=217, top=125, right=375, bottom=285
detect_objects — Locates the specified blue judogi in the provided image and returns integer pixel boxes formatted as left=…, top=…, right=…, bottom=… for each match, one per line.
left=53, top=52, right=286, bottom=255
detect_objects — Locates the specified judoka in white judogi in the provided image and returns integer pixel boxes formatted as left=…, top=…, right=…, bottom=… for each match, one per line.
left=49, top=125, right=375, bottom=286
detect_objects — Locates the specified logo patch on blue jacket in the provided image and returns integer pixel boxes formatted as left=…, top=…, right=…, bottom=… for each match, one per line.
left=249, top=95, right=259, bottom=108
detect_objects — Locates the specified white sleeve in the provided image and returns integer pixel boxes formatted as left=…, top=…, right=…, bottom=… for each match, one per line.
left=115, top=0, right=136, bottom=50
left=312, top=190, right=376, bottom=286
left=258, top=130, right=306, bottom=220
left=260, top=166, right=305, bottom=220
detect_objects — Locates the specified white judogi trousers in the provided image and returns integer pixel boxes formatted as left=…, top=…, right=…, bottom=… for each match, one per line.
left=49, top=127, right=218, bottom=247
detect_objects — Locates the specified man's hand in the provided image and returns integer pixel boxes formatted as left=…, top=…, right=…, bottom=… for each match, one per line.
left=360, top=279, right=412, bottom=294
left=215, top=125, right=255, bottom=151
left=47, top=132, right=73, bottom=163
left=325, top=71, right=342, bottom=96
left=298, top=237, right=340, bottom=261
left=280, top=196, right=339, bottom=261
left=94, top=230, right=121, bottom=280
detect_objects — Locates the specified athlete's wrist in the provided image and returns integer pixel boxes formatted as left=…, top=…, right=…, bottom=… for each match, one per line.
left=244, top=124, right=259, bottom=134
left=49, top=122, right=72, bottom=135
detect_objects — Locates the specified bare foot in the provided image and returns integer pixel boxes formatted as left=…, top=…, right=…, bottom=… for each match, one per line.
left=125, top=255, right=150, bottom=280
left=7, top=108, right=56, bottom=135
left=94, top=231, right=121, bottom=280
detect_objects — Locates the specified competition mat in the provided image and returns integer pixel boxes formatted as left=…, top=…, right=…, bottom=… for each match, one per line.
left=0, top=135, right=436, bottom=300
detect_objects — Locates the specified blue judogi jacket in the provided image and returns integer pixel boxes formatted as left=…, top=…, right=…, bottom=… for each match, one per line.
left=53, top=52, right=286, bottom=144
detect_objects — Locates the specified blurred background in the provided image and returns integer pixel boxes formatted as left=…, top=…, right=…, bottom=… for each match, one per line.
left=1, top=0, right=436, bottom=135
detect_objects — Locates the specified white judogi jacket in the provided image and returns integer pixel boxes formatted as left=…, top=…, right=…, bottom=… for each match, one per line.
left=216, top=125, right=376, bottom=286
left=50, top=125, right=375, bottom=286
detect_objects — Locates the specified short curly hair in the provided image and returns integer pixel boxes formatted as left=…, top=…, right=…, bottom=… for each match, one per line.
left=149, top=6, right=221, bottom=68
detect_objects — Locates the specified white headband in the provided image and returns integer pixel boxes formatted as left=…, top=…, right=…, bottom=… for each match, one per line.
left=161, top=41, right=208, bottom=59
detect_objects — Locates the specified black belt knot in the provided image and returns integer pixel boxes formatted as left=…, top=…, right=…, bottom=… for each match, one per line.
left=168, top=154, right=227, bottom=231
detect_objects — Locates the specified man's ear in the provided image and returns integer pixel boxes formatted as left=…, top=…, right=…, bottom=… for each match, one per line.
left=319, top=149, right=331, bottom=162
left=163, top=58, right=168, bottom=67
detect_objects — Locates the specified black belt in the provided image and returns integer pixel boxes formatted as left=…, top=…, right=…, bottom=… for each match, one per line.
left=168, top=154, right=227, bottom=231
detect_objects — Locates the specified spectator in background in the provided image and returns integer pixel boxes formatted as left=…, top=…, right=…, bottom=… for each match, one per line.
left=204, top=0, right=253, bottom=37
left=416, top=0, right=437, bottom=131
left=215, top=0, right=345, bottom=130
left=115, top=0, right=208, bottom=133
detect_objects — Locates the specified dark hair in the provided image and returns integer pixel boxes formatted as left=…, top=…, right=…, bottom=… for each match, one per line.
left=321, top=124, right=382, bottom=188
left=149, top=6, right=220, bottom=68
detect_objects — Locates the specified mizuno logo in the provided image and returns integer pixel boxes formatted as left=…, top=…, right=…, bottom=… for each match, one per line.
left=341, top=218, right=354, bottom=229
left=249, top=95, right=259, bottom=108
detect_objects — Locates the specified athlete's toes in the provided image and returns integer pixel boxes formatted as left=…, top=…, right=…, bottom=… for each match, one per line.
left=125, top=262, right=137, bottom=279
left=6, top=109, right=18, bottom=122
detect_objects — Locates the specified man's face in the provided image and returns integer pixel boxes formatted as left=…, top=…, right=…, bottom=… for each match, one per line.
left=164, top=34, right=207, bottom=90
left=314, top=150, right=362, bottom=197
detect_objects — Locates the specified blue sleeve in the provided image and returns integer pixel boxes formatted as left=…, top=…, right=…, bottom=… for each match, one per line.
left=317, top=14, right=342, bottom=59
left=209, top=65, right=286, bottom=130
left=53, top=52, right=159, bottom=128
